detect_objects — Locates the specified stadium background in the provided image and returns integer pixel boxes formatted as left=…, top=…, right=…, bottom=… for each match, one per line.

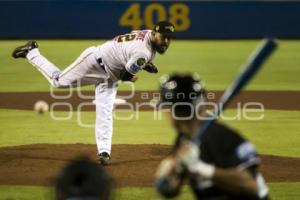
left=0, top=0, right=299, bottom=199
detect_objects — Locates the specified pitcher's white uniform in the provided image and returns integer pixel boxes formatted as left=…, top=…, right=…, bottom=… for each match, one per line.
left=26, top=30, right=156, bottom=155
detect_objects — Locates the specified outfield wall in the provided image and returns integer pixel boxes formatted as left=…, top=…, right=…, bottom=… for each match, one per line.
left=0, top=1, right=300, bottom=39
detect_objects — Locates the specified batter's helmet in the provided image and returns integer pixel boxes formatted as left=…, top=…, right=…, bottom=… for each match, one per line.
left=158, top=73, right=206, bottom=117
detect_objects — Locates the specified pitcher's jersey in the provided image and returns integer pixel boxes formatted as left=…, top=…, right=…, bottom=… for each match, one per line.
left=97, top=30, right=156, bottom=81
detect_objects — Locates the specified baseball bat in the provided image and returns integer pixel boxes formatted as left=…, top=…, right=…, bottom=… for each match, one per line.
left=193, top=38, right=278, bottom=144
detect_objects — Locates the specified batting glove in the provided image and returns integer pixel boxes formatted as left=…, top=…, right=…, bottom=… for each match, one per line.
left=155, top=157, right=184, bottom=198
left=176, top=140, right=199, bottom=167
left=177, top=141, right=215, bottom=179
left=188, top=160, right=215, bottom=179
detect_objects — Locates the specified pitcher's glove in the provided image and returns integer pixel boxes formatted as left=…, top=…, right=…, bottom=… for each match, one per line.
left=143, top=62, right=158, bottom=74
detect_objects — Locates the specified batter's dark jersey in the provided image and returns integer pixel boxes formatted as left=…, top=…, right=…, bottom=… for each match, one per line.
left=174, top=122, right=269, bottom=200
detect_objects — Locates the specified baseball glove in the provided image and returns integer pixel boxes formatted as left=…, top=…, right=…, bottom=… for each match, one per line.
left=143, top=62, right=158, bottom=74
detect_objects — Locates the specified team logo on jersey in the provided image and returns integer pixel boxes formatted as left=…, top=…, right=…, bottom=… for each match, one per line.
left=129, top=64, right=141, bottom=74
left=236, top=142, right=257, bottom=161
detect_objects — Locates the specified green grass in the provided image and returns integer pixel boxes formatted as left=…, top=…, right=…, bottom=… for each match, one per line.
left=268, top=182, right=300, bottom=200
left=0, top=186, right=52, bottom=200
left=223, top=109, right=300, bottom=157
left=1, top=40, right=300, bottom=91
left=0, top=109, right=175, bottom=147
left=0, top=183, right=299, bottom=200
left=0, top=109, right=299, bottom=157
left=0, top=186, right=193, bottom=200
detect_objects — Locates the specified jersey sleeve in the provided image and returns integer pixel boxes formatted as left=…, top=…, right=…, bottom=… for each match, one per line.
left=125, top=52, right=149, bottom=75
left=201, top=123, right=261, bottom=171
left=235, top=141, right=260, bottom=170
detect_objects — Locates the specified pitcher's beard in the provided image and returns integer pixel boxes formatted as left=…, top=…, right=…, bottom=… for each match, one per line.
left=152, top=42, right=167, bottom=54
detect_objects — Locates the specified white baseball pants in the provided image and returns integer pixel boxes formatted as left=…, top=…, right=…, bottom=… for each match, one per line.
left=26, top=46, right=117, bottom=155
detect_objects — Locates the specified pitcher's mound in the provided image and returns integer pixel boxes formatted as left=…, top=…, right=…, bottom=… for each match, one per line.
left=0, top=144, right=299, bottom=187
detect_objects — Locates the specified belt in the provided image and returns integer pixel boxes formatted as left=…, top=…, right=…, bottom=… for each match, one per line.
left=97, top=58, right=106, bottom=72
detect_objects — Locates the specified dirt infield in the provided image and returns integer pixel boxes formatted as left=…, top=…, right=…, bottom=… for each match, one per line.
left=1, top=91, right=299, bottom=188
left=0, top=144, right=299, bottom=187
left=1, top=91, right=300, bottom=111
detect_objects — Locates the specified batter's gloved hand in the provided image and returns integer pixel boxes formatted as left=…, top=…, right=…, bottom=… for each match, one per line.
left=143, top=62, right=158, bottom=74
left=155, top=157, right=182, bottom=179
left=188, top=159, right=215, bottom=179
left=155, top=157, right=184, bottom=198
left=176, top=140, right=199, bottom=167
left=176, top=140, right=215, bottom=179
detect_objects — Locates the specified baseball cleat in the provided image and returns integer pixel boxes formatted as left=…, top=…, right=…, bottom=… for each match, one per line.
left=12, top=40, right=38, bottom=58
left=98, top=152, right=111, bottom=165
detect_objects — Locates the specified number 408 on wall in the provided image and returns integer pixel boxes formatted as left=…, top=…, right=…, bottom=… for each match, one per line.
left=119, top=3, right=190, bottom=31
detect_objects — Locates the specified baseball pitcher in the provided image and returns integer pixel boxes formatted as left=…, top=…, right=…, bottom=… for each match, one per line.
left=12, top=21, right=175, bottom=165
